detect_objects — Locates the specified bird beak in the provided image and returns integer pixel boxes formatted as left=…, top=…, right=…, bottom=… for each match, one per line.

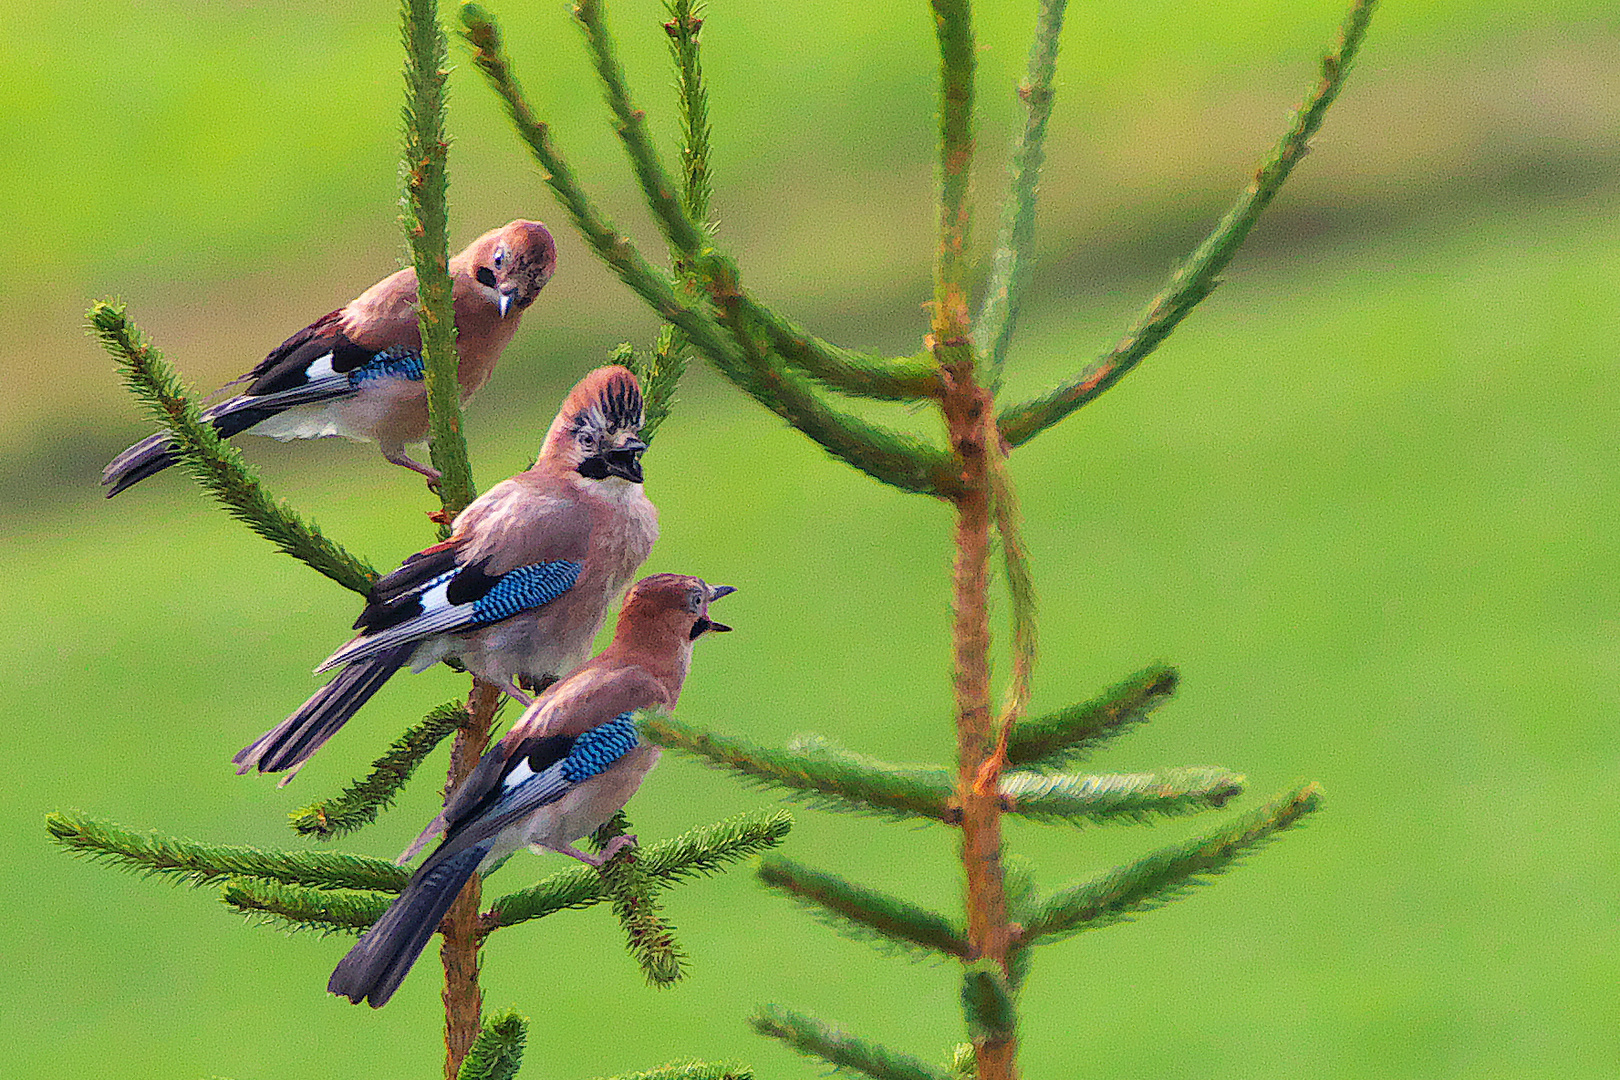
left=498, top=289, right=517, bottom=318
left=704, top=584, right=735, bottom=631
left=602, top=448, right=644, bottom=483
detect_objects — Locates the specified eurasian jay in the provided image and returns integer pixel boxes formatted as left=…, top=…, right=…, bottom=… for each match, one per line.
left=327, top=573, right=734, bottom=1007
left=233, top=366, right=658, bottom=778
left=101, top=220, right=557, bottom=495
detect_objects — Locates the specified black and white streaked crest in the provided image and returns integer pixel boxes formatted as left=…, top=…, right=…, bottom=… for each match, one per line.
left=572, top=370, right=644, bottom=435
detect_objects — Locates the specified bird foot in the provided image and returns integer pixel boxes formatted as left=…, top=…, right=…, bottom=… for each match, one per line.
left=495, top=679, right=535, bottom=707
left=558, top=835, right=637, bottom=867
left=597, top=834, right=637, bottom=864
left=383, top=448, right=443, bottom=486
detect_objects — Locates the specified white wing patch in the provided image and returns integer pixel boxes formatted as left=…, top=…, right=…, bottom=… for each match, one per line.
left=316, top=573, right=481, bottom=671
left=501, top=758, right=537, bottom=791
left=304, top=352, right=338, bottom=381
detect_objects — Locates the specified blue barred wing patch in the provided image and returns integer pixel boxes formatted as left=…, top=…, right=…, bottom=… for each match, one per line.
left=472, top=561, right=583, bottom=623
left=349, top=347, right=425, bottom=385
left=560, top=712, right=639, bottom=784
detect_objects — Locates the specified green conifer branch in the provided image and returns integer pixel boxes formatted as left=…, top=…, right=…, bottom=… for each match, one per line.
left=928, top=0, right=976, bottom=373
left=636, top=1, right=704, bottom=443
left=590, top=815, right=687, bottom=986
left=458, top=6, right=955, bottom=494
left=482, top=862, right=602, bottom=929
left=997, top=0, right=1377, bottom=447
left=486, top=809, right=791, bottom=929
left=638, top=329, right=686, bottom=442
left=755, top=319, right=943, bottom=403
left=456, top=1009, right=528, bottom=1080
left=1021, top=783, right=1323, bottom=944
left=220, top=878, right=390, bottom=935
left=757, top=855, right=968, bottom=958
left=572, top=0, right=707, bottom=262
left=699, top=261, right=957, bottom=495
left=46, top=811, right=410, bottom=892
left=642, top=716, right=955, bottom=821
left=1001, top=767, right=1244, bottom=825
left=751, top=1005, right=951, bottom=1080
left=289, top=700, right=468, bottom=840
left=596, top=1064, right=752, bottom=1080
left=402, top=0, right=477, bottom=514
left=87, top=301, right=379, bottom=596
left=571, top=0, right=941, bottom=405
left=961, top=961, right=1017, bottom=1042
left=458, top=6, right=693, bottom=322
left=976, top=0, right=1067, bottom=391
left=1005, top=664, right=1178, bottom=770
left=999, top=858, right=1037, bottom=992
left=665, top=0, right=712, bottom=227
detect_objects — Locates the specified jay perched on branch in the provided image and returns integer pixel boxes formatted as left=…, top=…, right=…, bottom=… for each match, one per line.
left=102, top=220, right=557, bottom=494
left=328, top=573, right=735, bottom=1007
left=234, top=366, right=658, bottom=778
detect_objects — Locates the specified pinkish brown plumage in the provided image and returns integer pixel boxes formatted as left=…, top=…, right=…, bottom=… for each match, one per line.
left=233, top=366, right=657, bottom=780
left=329, top=574, right=734, bottom=1008
left=102, top=220, right=557, bottom=495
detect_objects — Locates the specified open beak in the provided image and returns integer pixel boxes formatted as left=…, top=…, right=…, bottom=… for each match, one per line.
left=602, top=450, right=644, bottom=483
left=705, top=583, right=735, bottom=632
left=602, top=436, right=648, bottom=483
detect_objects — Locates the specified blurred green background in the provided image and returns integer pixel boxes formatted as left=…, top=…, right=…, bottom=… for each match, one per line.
left=4, top=0, right=1616, bottom=1076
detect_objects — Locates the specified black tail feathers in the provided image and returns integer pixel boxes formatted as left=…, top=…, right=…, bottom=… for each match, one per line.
left=328, top=845, right=488, bottom=1007
left=233, top=644, right=415, bottom=777
left=102, top=399, right=277, bottom=497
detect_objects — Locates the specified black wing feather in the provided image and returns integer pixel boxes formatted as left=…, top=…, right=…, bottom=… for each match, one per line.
left=241, top=311, right=380, bottom=396
left=437, top=731, right=579, bottom=842
left=353, top=545, right=473, bottom=632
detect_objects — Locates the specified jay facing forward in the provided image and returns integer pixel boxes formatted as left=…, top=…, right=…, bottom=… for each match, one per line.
left=234, top=366, right=657, bottom=778
left=102, top=220, right=557, bottom=494
left=328, top=574, right=735, bottom=1007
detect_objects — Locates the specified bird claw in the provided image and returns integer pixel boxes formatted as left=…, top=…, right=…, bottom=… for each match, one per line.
left=599, top=834, right=637, bottom=864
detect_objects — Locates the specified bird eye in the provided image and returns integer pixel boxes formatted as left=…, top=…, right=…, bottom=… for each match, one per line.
left=493, top=246, right=507, bottom=270
left=475, top=266, right=498, bottom=289
left=579, top=430, right=598, bottom=450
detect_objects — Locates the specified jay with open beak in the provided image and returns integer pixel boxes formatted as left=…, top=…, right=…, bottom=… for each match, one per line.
left=327, top=574, right=734, bottom=1007
left=233, top=366, right=657, bottom=779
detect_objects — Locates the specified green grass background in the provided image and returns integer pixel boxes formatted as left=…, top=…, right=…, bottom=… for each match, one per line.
left=3, top=0, right=1616, bottom=1077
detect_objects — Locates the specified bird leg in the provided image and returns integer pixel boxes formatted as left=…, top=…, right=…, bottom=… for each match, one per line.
left=381, top=445, right=443, bottom=485
left=557, top=835, right=637, bottom=867
left=492, top=679, right=535, bottom=706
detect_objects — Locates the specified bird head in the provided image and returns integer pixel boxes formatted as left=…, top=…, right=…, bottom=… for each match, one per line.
left=540, top=366, right=648, bottom=485
left=613, top=574, right=736, bottom=660
left=459, top=220, right=558, bottom=318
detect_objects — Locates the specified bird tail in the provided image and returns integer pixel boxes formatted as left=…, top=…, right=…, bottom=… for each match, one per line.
left=328, top=844, right=488, bottom=1007
left=233, top=643, right=414, bottom=778
left=101, top=397, right=285, bottom=497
